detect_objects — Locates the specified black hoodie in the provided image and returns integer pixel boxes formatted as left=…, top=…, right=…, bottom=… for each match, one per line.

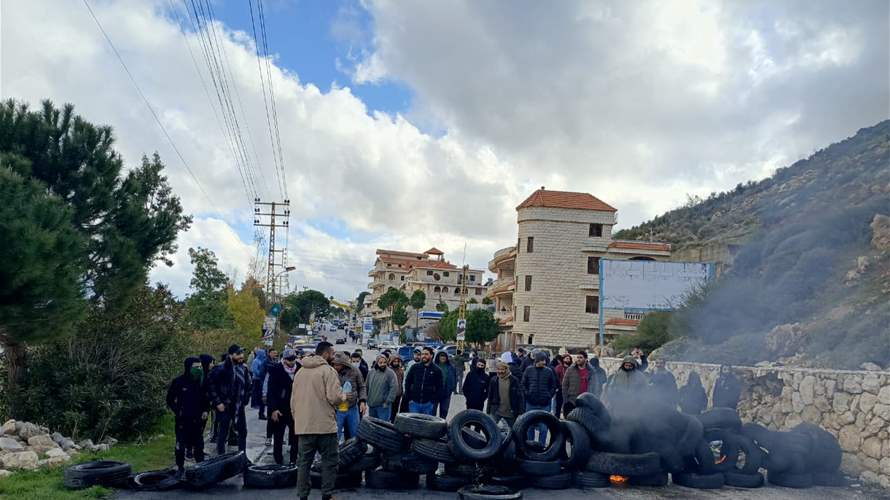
left=166, top=357, right=209, bottom=419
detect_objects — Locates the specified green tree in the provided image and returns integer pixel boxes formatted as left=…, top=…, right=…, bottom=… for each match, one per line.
left=377, top=287, right=408, bottom=332
left=392, top=304, right=409, bottom=330
left=436, top=301, right=449, bottom=312
left=468, top=298, right=478, bottom=304
left=438, top=309, right=499, bottom=345
left=227, top=281, right=265, bottom=345
left=612, top=312, right=673, bottom=353
left=184, top=248, right=232, bottom=330
left=280, top=289, right=330, bottom=332
left=355, top=291, right=370, bottom=314
left=481, top=296, right=493, bottom=305
left=409, top=289, right=426, bottom=328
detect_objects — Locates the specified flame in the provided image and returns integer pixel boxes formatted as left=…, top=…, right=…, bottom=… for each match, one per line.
left=715, top=455, right=727, bottom=465
left=610, top=475, right=629, bottom=486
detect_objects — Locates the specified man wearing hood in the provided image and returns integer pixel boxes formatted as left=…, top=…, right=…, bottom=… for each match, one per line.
left=404, top=347, right=444, bottom=415
left=452, top=349, right=467, bottom=394
left=292, top=342, right=346, bottom=500
left=521, top=351, right=558, bottom=445
left=434, top=351, right=457, bottom=418
left=266, top=349, right=301, bottom=465
left=166, top=357, right=208, bottom=476
left=679, top=372, right=708, bottom=414
left=208, top=344, right=252, bottom=455
left=196, top=354, right=215, bottom=456
left=561, top=351, right=601, bottom=414
left=648, top=358, right=679, bottom=409
left=251, top=348, right=269, bottom=420
left=332, top=352, right=367, bottom=442
left=605, top=356, right=646, bottom=413
left=712, top=365, right=742, bottom=409
left=351, top=351, right=368, bottom=381
left=366, top=353, right=399, bottom=421
left=486, top=361, right=524, bottom=426
left=462, top=358, right=490, bottom=411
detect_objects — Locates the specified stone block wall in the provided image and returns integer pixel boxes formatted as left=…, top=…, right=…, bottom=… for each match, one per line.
left=599, top=357, right=890, bottom=488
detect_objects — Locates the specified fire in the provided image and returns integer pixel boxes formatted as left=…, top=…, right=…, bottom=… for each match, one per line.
left=715, top=455, right=727, bottom=465
left=610, top=475, right=629, bottom=486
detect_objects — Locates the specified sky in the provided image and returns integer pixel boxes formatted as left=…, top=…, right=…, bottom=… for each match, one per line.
left=2, top=0, right=888, bottom=302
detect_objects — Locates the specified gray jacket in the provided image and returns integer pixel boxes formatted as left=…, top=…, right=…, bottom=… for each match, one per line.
left=366, top=366, right=400, bottom=407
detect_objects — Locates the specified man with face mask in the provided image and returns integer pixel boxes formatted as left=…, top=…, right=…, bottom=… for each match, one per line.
left=166, top=357, right=208, bottom=477
left=208, top=344, right=252, bottom=455
left=366, top=354, right=399, bottom=421
left=332, top=352, right=367, bottom=442
left=403, top=347, right=444, bottom=415
left=462, top=358, right=490, bottom=411
left=351, top=351, right=368, bottom=381
left=266, top=349, right=301, bottom=465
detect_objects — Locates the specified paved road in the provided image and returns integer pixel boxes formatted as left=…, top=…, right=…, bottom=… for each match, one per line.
left=116, top=341, right=889, bottom=499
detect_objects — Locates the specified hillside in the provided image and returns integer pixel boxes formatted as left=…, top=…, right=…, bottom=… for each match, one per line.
left=616, top=121, right=890, bottom=369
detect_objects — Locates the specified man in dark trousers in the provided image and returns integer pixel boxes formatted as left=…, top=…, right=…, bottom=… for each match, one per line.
left=521, top=351, right=558, bottom=445
left=647, top=358, right=679, bottom=409
left=487, top=361, right=524, bottom=427
left=462, top=358, right=490, bottom=411
left=713, top=365, right=742, bottom=409
left=166, top=356, right=208, bottom=477
left=208, top=344, right=252, bottom=455
left=403, top=346, right=443, bottom=415
left=266, top=348, right=301, bottom=464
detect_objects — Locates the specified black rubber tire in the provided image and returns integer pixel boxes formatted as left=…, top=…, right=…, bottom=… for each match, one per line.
left=575, top=393, right=611, bottom=426
left=445, top=461, right=478, bottom=478
left=358, top=416, right=408, bottom=452
left=560, top=420, right=591, bottom=469
left=489, top=474, right=525, bottom=489
left=573, top=471, right=611, bottom=488
left=337, top=473, right=363, bottom=489
left=529, top=471, right=573, bottom=489
left=731, top=434, right=764, bottom=474
left=130, top=468, right=182, bottom=491
left=723, top=471, right=764, bottom=488
left=764, top=448, right=793, bottom=472
left=565, top=407, right=608, bottom=441
left=694, top=430, right=737, bottom=474
left=512, top=410, right=565, bottom=462
left=184, top=451, right=247, bottom=489
left=791, top=422, right=842, bottom=473
left=629, top=472, right=669, bottom=487
left=775, top=430, right=813, bottom=457
left=243, top=464, right=298, bottom=489
left=596, top=421, right=633, bottom=453
left=344, top=453, right=381, bottom=473
left=448, top=410, right=503, bottom=461
left=458, top=484, right=523, bottom=500
left=696, top=408, right=742, bottom=431
left=767, top=471, right=813, bottom=488
left=676, top=415, right=704, bottom=456
left=426, top=472, right=470, bottom=491
left=812, top=470, right=847, bottom=487
left=655, top=443, right=685, bottom=474
left=516, top=458, right=561, bottom=476
left=462, top=427, right=490, bottom=449
left=365, top=468, right=420, bottom=489
left=399, top=452, right=439, bottom=475
left=338, top=438, right=367, bottom=467
left=673, top=471, right=725, bottom=489
left=412, top=437, right=457, bottom=463
left=64, top=461, right=132, bottom=489
left=381, top=450, right=410, bottom=472
left=740, top=422, right=775, bottom=449
left=395, top=412, right=448, bottom=439
left=585, top=451, right=661, bottom=476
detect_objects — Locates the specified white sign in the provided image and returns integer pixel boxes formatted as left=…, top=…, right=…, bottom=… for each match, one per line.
left=362, top=316, right=374, bottom=334
left=456, top=318, right=466, bottom=341
left=601, top=260, right=713, bottom=311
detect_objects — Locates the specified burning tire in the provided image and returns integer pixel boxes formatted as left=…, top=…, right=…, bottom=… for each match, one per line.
left=448, top=410, right=503, bottom=461
left=730, top=434, right=764, bottom=474
left=357, top=416, right=408, bottom=452
left=723, top=471, right=764, bottom=488
left=517, top=458, right=561, bottom=476
left=394, top=412, right=448, bottom=439
left=693, top=430, right=739, bottom=473
left=673, top=471, right=725, bottom=489
left=629, top=472, right=669, bottom=487
left=584, top=451, right=661, bottom=477
left=696, top=408, right=742, bottom=431
left=513, top=411, right=565, bottom=462
left=458, top=484, right=523, bottom=500
left=560, top=420, right=591, bottom=469
left=767, top=470, right=813, bottom=489
left=529, top=471, right=573, bottom=489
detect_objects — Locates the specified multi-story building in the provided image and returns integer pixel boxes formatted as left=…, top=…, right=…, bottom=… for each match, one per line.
left=367, top=248, right=487, bottom=328
left=487, top=187, right=672, bottom=350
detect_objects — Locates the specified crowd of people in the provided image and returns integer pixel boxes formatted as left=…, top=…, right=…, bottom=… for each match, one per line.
left=165, top=341, right=742, bottom=499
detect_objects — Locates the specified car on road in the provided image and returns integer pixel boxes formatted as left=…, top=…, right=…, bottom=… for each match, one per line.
left=398, top=345, right=417, bottom=363
left=379, top=342, right=399, bottom=352
left=367, top=338, right=378, bottom=349
left=335, top=337, right=346, bottom=344
left=437, top=344, right=458, bottom=358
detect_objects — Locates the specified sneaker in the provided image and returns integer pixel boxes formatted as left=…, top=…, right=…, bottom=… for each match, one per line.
left=264, top=438, right=272, bottom=447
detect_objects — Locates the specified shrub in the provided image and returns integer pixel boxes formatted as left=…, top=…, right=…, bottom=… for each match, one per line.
left=612, top=312, right=673, bottom=353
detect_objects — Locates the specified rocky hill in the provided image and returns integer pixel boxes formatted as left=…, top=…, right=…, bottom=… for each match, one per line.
left=616, top=121, right=890, bottom=369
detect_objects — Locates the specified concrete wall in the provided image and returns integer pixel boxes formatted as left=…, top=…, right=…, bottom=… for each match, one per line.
left=599, top=357, right=890, bottom=488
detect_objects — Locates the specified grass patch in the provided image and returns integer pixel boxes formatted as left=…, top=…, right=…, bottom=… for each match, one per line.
left=0, top=415, right=176, bottom=500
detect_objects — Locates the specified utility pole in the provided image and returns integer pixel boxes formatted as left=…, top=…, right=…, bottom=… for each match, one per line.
left=457, top=264, right=469, bottom=349
left=253, top=198, right=290, bottom=306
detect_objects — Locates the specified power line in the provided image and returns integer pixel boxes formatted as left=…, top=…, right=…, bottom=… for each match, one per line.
left=81, top=0, right=211, bottom=203
left=257, top=0, right=288, bottom=197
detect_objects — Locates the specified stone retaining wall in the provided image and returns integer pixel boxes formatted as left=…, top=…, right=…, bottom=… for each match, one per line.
left=600, top=357, right=890, bottom=488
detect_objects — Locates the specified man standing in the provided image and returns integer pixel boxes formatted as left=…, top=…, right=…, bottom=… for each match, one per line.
left=208, top=344, right=252, bottom=455
left=648, top=358, right=679, bottom=409
left=521, top=351, right=558, bottom=445
left=262, top=348, right=279, bottom=446
left=462, top=358, right=490, bottom=411
left=366, top=354, right=399, bottom=421
left=251, top=348, right=269, bottom=420
left=351, top=351, right=369, bottom=381
left=553, top=354, right=572, bottom=417
left=713, top=365, right=742, bottom=409
left=605, top=355, right=647, bottom=414
left=403, top=347, right=443, bottom=415
left=487, top=361, right=524, bottom=427
left=631, top=347, right=648, bottom=372
left=166, top=357, right=208, bottom=477
left=452, top=349, right=467, bottom=394
left=292, top=342, right=346, bottom=500
left=561, top=351, right=599, bottom=414
left=332, top=352, right=367, bottom=442
left=266, top=349, right=301, bottom=465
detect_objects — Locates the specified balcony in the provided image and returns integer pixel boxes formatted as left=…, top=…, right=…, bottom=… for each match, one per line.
left=487, top=276, right=515, bottom=297
left=488, top=245, right=517, bottom=272
left=496, top=310, right=514, bottom=326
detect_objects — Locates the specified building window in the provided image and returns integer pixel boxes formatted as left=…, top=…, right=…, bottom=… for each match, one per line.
left=524, top=275, right=532, bottom=291
left=444, top=271, right=450, bottom=277
left=517, top=237, right=521, bottom=252
left=434, top=286, right=441, bottom=293
left=523, top=306, right=530, bottom=322
left=443, top=287, right=449, bottom=293
left=585, top=295, right=599, bottom=314
left=630, top=256, right=655, bottom=261
left=587, top=256, right=600, bottom=275
left=475, top=288, right=482, bottom=295
left=454, top=288, right=460, bottom=295
left=527, top=236, right=534, bottom=253
left=469, top=275, right=476, bottom=282
left=427, top=270, right=433, bottom=276
left=400, top=276, right=405, bottom=281
left=589, top=223, right=603, bottom=237
left=386, top=263, right=391, bottom=267
left=388, top=273, right=395, bottom=280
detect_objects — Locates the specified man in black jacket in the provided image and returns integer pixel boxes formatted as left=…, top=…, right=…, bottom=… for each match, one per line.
left=403, top=347, right=443, bottom=415
left=166, top=357, right=208, bottom=476
left=208, top=344, right=252, bottom=455
left=462, top=358, right=490, bottom=411
left=266, top=349, right=301, bottom=464
left=521, top=351, right=558, bottom=445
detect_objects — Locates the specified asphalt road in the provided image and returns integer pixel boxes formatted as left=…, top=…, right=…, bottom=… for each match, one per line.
left=116, top=340, right=889, bottom=499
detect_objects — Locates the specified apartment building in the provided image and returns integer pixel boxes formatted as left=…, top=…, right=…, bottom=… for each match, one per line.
left=487, top=187, right=672, bottom=350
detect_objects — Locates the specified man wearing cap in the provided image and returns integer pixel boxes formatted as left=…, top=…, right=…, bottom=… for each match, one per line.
left=366, top=353, right=399, bottom=421
left=331, top=352, right=367, bottom=442
left=521, top=351, right=558, bottom=445
left=292, top=341, right=345, bottom=500
left=266, top=348, right=301, bottom=465
left=207, top=344, right=252, bottom=455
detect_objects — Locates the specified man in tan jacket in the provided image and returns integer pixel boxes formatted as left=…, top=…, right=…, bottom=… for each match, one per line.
left=291, top=341, right=345, bottom=500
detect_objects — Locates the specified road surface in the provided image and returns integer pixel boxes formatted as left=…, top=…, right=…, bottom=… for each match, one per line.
left=116, top=340, right=889, bottom=499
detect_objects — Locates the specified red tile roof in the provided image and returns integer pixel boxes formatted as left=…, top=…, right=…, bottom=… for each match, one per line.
left=605, top=318, right=641, bottom=327
left=516, top=188, right=617, bottom=212
left=608, top=241, right=671, bottom=252
left=424, top=247, right=444, bottom=255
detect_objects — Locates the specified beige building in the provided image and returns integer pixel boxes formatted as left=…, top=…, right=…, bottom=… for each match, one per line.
left=367, top=248, right=487, bottom=327
left=488, top=188, right=672, bottom=350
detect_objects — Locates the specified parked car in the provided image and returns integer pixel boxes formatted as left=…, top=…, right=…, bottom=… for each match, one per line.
left=335, top=337, right=346, bottom=344
left=367, top=338, right=378, bottom=349
left=437, top=344, right=458, bottom=358
left=398, top=345, right=415, bottom=363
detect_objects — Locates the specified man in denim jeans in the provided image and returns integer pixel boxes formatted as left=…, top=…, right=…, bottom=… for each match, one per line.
left=521, top=351, right=558, bottom=445
left=403, top=347, right=443, bottom=415
left=331, top=352, right=366, bottom=442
